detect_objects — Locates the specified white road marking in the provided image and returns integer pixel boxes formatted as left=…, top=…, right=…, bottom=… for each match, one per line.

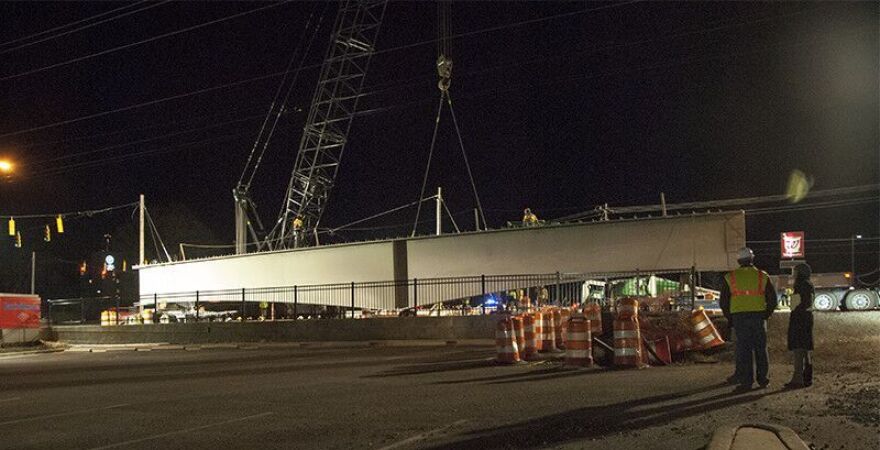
left=0, top=397, right=21, bottom=403
left=0, top=403, right=129, bottom=426
left=378, top=419, right=468, bottom=450
left=88, top=412, right=274, bottom=449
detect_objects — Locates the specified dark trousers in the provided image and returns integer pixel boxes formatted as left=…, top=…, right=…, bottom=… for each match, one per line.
left=733, top=314, right=769, bottom=386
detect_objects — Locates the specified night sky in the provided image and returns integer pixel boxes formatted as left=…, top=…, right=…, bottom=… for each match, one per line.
left=0, top=1, right=877, bottom=296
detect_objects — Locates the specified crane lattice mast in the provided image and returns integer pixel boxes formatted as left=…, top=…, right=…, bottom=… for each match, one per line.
left=265, top=0, right=388, bottom=250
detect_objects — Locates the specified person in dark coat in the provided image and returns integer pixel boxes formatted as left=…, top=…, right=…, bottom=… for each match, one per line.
left=785, top=263, right=814, bottom=388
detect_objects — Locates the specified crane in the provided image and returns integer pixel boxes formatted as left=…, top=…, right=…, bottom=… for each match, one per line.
left=234, top=0, right=388, bottom=253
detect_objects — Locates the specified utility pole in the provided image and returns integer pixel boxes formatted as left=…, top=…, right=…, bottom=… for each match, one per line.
left=660, top=193, right=667, bottom=217
left=436, top=187, right=442, bottom=236
left=139, top=194, right=145, bottom=313
left=139, top=194, right=145, bottom=266
left=474, top=208, right=479, bottom=232
left=30, top=251, right=35, bottom=294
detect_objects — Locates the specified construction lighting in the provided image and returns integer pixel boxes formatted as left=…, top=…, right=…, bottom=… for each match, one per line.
left=56, top=215, right=64, bottom=233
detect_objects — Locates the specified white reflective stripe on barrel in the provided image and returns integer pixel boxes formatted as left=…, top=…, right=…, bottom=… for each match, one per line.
left=567, top=332, right=589, bottom=341
left=693, top=319, right=710, bottom=332
left=501, top=345, right=518, bottom=353
left=567, top=350, right=590, bottom=358
left=614, top=348, right=638, bottom=356
left=614, top=330, right=639, bottom=339
left=699, top=333, right=716, bottom=345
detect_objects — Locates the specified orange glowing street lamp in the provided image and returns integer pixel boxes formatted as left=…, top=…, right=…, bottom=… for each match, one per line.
left=0, top=160, right=13, bottom=174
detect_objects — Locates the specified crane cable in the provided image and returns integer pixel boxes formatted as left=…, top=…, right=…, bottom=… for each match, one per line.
left=412, top=2, right=486, bottom=235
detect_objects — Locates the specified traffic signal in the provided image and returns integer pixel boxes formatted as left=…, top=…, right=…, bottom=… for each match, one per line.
left=44, top=225, right=51, bottom=242
left=7, top=218, right=14, bottom=236
left=56, top=215, right=64, bottom=234
left=79, top=261, right=87, bottom=276
left=14, top=231, right=21, bottom=248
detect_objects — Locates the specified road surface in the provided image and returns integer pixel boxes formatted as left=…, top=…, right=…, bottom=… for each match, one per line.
left=0, top=344, right=875, bottom=449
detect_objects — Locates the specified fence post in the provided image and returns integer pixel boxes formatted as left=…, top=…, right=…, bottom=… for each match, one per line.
left=350, top=282, right=355, bottom=319
left=690, top=266, right=696, bottom=310
left=80, top=298, right=85, bottom=324
left=195, top=290, right=200, bottom=322
left=115, top=295, right=120, bottom=325
left=413, top=278, right=418, bottom=309
left=481, top=274, right=486, bottom=315
left=47, top=302, right=52, bottom=326
left=294, top=285, right=298, bottom=318
left=555, top=271, right=562, bottom=305
left=241, top=288, right=246, bottom=322
left=153, top=293, right=158, bottom=323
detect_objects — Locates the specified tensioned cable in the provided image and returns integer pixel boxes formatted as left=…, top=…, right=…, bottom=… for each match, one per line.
left=0, top=0, right=638, bottom=139
left=0, top=1, right=171, bottom=56
left=334, top=196, right=436, bottom=235
left=27, top=114, right=265, bottom=168
left=441, top=198, right=461, bottom=233
left=0, top=1, right=147, bottom=48
left=144, top=207, right=172, bottom=262
left=411, top=96, right=446, bottom=237
left=240, top=4, right=327, bottom=191
left=0, top=202, right=137, bottom=219
left=446, top=92, right=487, bottom=230
left=0, top=1, right=290, bottom=83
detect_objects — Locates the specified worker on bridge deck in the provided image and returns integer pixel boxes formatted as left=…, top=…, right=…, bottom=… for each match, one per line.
left=720, top=247, right=778, bottom=392
left=522, top=208, right=538, bottom=226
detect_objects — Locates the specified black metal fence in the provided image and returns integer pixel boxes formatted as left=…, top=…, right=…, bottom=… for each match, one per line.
left=48, top=269, right=705, bottom=325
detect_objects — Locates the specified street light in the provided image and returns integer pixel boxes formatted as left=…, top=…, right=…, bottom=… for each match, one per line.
left=851, top=234, right=863, bottom=275
left=0, top=159, right=13, bottom=174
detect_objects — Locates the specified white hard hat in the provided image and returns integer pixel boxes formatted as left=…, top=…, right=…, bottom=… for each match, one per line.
left=737, top=247, right=754, bottom=264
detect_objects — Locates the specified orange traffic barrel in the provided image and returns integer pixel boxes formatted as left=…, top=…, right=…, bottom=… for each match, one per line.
left=565, top=316, right=593, bottom=367
left=539, top=310, right=559, bottom=352
left=691, top=309, right=724, bottom=349
left=495, top=317, right=521, bottom=364
left=583, top=302, right=603, bottom=335
left=522, top=313, right=540, bottom=360
left=617, top=298, right=639, bottom=320
left=613, top=317, right=646, bottom=368
left=553, top=308, right=567, bottom=350
left=511, top=316, right=526, bottom=355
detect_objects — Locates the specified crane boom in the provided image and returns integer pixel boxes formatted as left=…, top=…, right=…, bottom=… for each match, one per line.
left=267, top=0, right=388, bottom=249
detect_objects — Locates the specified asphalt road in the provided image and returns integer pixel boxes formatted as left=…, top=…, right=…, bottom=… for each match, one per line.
left=0, top=345, right=875, bottom=449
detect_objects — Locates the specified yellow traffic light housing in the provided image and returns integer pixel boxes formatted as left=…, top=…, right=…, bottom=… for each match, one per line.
left=7, top=218, right=14, bottom=236
left=56, top=215, right=64, bottom=234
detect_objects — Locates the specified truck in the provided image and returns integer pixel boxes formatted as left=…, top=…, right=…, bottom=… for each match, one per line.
left=772, top=272, right=879, bottom=311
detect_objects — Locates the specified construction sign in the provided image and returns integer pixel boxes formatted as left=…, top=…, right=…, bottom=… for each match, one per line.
left=780, top=231, right=805, bottom=259
left=0, top=294, right=41, bottom=329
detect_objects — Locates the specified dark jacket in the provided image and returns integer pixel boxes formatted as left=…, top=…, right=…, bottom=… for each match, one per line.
left=787, top=280, right=814, bottom=350
left=720, top=265, right=778, bottom=324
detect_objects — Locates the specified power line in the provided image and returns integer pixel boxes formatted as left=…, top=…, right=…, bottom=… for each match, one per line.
left=25, top=113, right=266, bottom=169
left=0, top=1, right=147, bottom=48
left=0, top=1, right=290, bottom=83
left=0, top=1, right=170, bottom=56
left=0, top=0, right=636, bottom=139
left=0, top=202, right=137, bottom=220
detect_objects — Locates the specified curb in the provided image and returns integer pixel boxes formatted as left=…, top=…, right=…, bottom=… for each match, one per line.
left=59, top=339, right=496, bottom=353
left=707, top=423, right=809, bottom=450
left=0, top=348, right=65, bottom=359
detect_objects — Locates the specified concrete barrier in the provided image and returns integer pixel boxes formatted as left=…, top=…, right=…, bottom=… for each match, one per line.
left=48, top=315, right=498, bottom=345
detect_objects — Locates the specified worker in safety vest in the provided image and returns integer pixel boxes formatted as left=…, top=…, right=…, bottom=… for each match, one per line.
left=522, top=208, right=538, bottom=226
left=720, top=247, right=778, bottom=391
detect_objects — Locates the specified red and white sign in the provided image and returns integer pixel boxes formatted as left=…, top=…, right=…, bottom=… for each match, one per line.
left=780, top=231, right=805, bottom=259
left=0, top=294, right=41, bottom=329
